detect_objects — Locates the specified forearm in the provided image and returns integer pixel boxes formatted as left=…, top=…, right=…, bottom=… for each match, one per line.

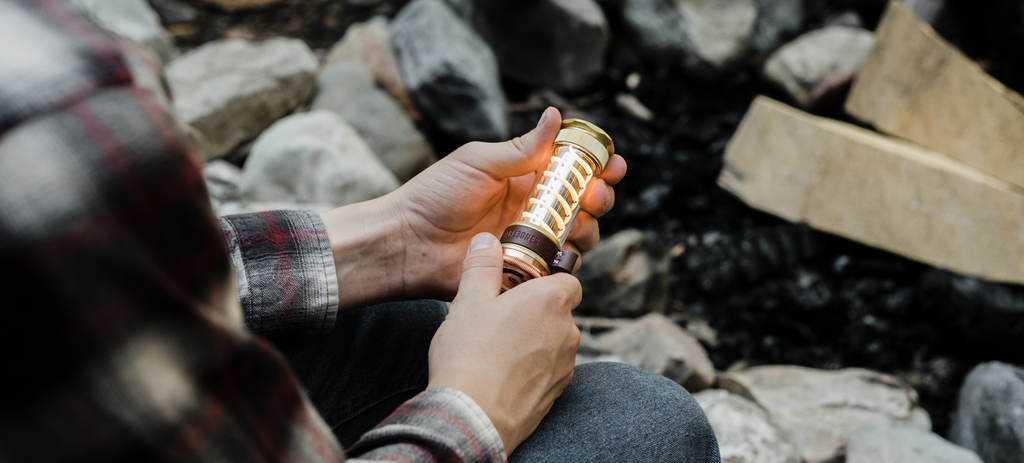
left=319, top=196, right=412, bottom=311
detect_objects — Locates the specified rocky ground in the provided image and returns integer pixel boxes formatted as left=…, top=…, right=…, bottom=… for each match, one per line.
left=84, top=0, right=1024, bottom=461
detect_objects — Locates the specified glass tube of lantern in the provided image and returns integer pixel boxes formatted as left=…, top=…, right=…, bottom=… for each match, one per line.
left=499, top=119, right=614, bottom=292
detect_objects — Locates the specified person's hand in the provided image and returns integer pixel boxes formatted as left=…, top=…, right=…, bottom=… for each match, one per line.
left=427, top=232, right=581, bottom=454
left=320, top=107, right=625, bottom=309
left=390, top=107, right=626, bottom=301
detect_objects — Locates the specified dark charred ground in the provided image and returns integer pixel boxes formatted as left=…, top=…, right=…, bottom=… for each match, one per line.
left=174, top=0, right=1024, bottom=437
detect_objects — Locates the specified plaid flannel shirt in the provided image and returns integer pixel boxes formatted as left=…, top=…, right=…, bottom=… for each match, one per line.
left=0, top=1, right=505, bottom=461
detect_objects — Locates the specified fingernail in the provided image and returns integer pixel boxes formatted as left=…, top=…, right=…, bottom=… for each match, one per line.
left=468, top=233, right=497, bottom=255
left=536, top=107, right=552, bottom=129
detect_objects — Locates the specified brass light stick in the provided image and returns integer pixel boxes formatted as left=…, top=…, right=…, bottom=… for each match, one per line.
left=500, top=118, right=615, bottom=292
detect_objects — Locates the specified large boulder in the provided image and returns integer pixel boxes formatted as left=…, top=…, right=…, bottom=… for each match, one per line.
left=166, top=38, right=318, bottom=160
left=323, top=17, right=420, bottom=121
left=596, top=313, right=715, bottom=392
left=694, top=389, right=801, bottom=463
left=239, top=111, right=400, bottom=208
left=69, top=0, right=174, bottom=63
left=622, top=0, right=757, bottom=78
left=312, top=61, right=436, bottom=182
left=950, top=362, right=1024, bottom=463
left=390, top=0, right=508, bottom=143
left=847, top=421, right=982, bottom=463
left=575, top=229, right=669, bottom=318
left=763, top=26, right=875, bottom=109
left=720, top=366, right=930, bottom=463
left=466, top=0, right=610, bottom=92
left=750, top=0, right=804, bottom=55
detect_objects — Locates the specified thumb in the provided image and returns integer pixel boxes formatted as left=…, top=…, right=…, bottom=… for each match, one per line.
left=453, top=233, right=503, bottom=309
left=459, top=106, right=563, bottom=179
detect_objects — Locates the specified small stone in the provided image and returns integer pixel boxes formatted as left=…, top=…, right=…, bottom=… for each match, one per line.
left=950, top=362, right=1024, bottom=463
left=825, top=10, right=864, bottom=28
left=750, top=0, right=804, bottom=55
left=391, top=0, right=508, bottom=143
left=466, top=0, right=610, bottom=92
left=694, top=389, right=801, bottom=463
left=615, top=93, right=654, bottom=122
left=147, top=0, right=197, bottom=25
left=69, top=0, right=174, bottom=63
left=239, top=111, right=400, bottom=207
left=596, top=313, right=715, bottom=392
left=197, top=0, right=283, bottom=11
left=622, top=0, right=758, bottom=78
left=203, top=159, right=242, bottom=203
left=312, top=61, right=437, bottom=182
left=166, top=38, right=318, bottom=160
left=847, top=421, right=982, bottom=463
left=575, top=229, right=669, bottom=318
left=720, top=365, right=930, bottom=463
left=763, top=26, right=875, bottom=110
left=323, top=17, right=420, bottom=121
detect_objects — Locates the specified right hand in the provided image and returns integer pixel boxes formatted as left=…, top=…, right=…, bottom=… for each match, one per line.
left=426, top=232, right=582, bottom=455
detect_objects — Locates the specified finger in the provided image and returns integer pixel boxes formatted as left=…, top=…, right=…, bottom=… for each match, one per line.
left=564, top=214, right=598, bottom=253
left=579, top=178, right=614, bottom=219
left=601, top=155, right=627, bottom=186
left=455, top=106, right=563, bottom=180
left=453, top=233, right=503, bottom=309
left=544, top=273, right=583, bottom=310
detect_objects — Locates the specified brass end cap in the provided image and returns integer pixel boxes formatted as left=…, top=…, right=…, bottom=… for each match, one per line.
left=555, top=119, right=615, bottom=169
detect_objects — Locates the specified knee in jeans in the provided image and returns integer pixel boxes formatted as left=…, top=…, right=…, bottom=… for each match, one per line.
left=570, top=362, right=718, bottom=447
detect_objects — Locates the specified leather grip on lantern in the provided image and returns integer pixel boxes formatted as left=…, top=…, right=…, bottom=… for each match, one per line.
left=500, top=224, right=559, bottom=265
left=551, top=249, right=579, bottom=274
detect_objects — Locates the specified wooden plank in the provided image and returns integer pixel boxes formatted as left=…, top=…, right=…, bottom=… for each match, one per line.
left=845, top=1, right=1024, bottom=189
left=720, top=96, right=1024, bottom=284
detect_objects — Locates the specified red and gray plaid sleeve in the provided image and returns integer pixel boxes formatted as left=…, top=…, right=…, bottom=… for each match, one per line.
left=220, top=211, right=340, bottom=338
left=0, top=1, right=506, bottom=462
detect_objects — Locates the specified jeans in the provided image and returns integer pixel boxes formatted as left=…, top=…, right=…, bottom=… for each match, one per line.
left=276, top=300, right=720, bottom=462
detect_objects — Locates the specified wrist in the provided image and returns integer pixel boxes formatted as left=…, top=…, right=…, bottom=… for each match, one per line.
left=319, top=196, right=407, bottom=310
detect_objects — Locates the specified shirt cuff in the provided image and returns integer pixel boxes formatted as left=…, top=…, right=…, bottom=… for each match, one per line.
left=348, top=388, right=507, bottom=463
left=219, top=210, right=339, bottom=337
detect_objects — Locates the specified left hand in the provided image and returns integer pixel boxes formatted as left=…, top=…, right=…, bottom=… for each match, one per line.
left=320, top=107, right=626, bottom=308
left=388, top=107, right=626, bottom=301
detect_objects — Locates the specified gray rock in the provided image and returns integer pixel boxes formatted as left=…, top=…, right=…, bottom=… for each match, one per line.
left=204, top=160, right=243, bottom=203
left=720, top=366, right=930, bottom=463
left=751, top=0, right=804, bottom=55
left=950, top=362, right=1024, bottom=463
left=902, top=0, right=945, bottom=25
left=391, top=0, right=508, bottom=143
left=763, top=26, right=875, bottom=109
left=69, top=0, right=174, bottom=63
left=166, top=38, right=318, bottom=160
left=596, top=313, right=715, bottom=392
left=466, top=0, right=610, bottom=92
left=323, top=17, right=420, bottom=121
left=240, top=111, right=400, bottom=207
left=575, top=229, right=669, bottom=318
left=848, top=421, right=982, bottom=463
left=694, top=389, right=801, bottom=463
left=215, top=201, right=335, bottom=217
left=622, top=0, right=757, bottom=78
left=312, top=61, right=436, bottom=182
left=147, top=0, right=197, bottom=25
